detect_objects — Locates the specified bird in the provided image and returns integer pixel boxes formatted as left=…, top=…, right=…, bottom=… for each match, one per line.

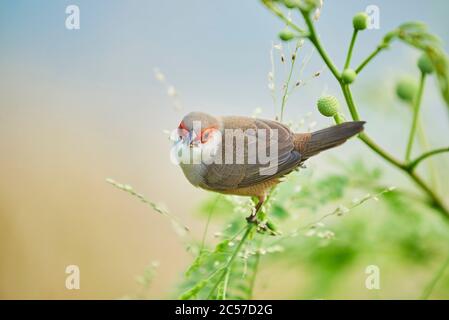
left=172, top=111, right=365, bottom=222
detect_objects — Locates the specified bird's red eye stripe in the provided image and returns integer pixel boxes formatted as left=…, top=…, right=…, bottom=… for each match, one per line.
left=178, top=121, right=189, bottom=131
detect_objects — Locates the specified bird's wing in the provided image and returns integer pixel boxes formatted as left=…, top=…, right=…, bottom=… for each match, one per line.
left=201, top=117, right=302, bottom=191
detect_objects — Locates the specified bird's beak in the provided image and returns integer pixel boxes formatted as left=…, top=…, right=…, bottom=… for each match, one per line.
left=188, top=131, right=199, bottom=148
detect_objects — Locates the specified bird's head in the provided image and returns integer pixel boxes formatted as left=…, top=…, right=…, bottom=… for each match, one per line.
left=172, top=112, right=222, bottom=164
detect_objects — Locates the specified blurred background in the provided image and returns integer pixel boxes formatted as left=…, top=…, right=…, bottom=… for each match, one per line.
left=0, top=0, right=449, bottom=299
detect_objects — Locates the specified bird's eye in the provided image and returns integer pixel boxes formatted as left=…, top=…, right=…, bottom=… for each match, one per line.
left=201, top=129, right=213, bottom=143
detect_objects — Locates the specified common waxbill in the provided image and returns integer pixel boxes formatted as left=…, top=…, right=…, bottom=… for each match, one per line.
left=173, top=112, right=364, bottom=221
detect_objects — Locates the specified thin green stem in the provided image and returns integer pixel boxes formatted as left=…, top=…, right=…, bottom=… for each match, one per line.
left=358, top=133, right=405, bottom=168
left=248, top=237, right=263, bottom=299
left=356, top=46, right=383, bottom=74
left=261, top=0, right=308, bottom=36
left=301, top=10, right=341, bottom=79
left=406, top=73, right=426, bottom=161
left=206, top=224, right=254, bottom=299
left=200, top=195, right=220, bottom=253
left=407, top=147, right=449, bottom=171
left=341, top=84, right=361, bottom=120
left=220, top=268, right=231, bottom=300
left=344, top=29, right=358, bottom=69
left=416, top=121, right=439, bottom=190
left=421, top=254, right=449, bottom=300
left=280, top=44, right=299, bottom=122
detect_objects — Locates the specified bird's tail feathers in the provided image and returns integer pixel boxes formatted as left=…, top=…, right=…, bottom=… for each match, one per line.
left=298, top=121, right=365, bottom=160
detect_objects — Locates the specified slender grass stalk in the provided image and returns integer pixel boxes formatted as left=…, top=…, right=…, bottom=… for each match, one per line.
left=206, top=224, right=255, bottom=299
left=200, top=195, right=220, bottom=253
left=405, top=73, right=426, bottom=161
left=248, top=237, right=263, bottom=299
left=421, top=254, right=449, bottom=299
left=344, top=29, right=358, bottom=69
left=280, top=43, right=300, bottom=122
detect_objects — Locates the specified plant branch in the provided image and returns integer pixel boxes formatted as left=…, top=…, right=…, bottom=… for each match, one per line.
left=206, top=224, right=255, bottom=299
left=300, top=10, right=341, bottom=79
left=248, top=237, right=263, bottom=299
left=407, top=147, right=449, bottom=171
left=405, top=72, right=426, bottom=161
left=344, top=29, right=358, bottom=69
left=341, top=84, right=361, bottom=120
left=261, top=0, right=308, bottom=36
left=263, top=2, right=449, bottom=218
left=421, top=254, right=449, bottom=299
left=356, top=46, right=384, bottom=74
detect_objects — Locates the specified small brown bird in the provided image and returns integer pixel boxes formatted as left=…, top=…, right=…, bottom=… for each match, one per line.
left=173, top=112, right=364, bottom=221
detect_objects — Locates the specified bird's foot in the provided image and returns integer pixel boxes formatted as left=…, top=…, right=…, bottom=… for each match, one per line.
left=251, top=219, right=281, bottom=236
left=245, top=207, right=258, bottom=224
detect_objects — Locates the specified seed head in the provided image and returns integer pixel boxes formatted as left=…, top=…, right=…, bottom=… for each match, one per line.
left=317, top=95, right=340, bottom=117
left=417, top=53, right=434, bottom=74
left=396, top=78, right=418, bottom=103
left=279, top=28, right=295, bottom=42
left=353, top=12, right=369, bottom=31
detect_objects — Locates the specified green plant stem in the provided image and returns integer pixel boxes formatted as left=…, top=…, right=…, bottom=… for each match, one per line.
left=344, top=29, right=358, bottom=69
left=300, top=10, right=341, bottom=79
left=356, top=46, right=383, bottom=74
left=248, top=237, right=263, bottom=299
left=290, top=11, right=449, bottom=218
left=416, top=121, right=439, bottom=190
left=406, top=72, right=426, bottom=161
left=421, top=254, right=449, bottom=299
left=261, top=0, right=307, bottom=36
left=200, top=195, right=219, bottom=253
left=358, top=132, right=405, bottom=168
left=264, top=2, right=449, bottom=217
left=220, top=268, right=231, bottom=300
left=206, top=224, right=255, bottom=299
left=341, top=84, right=361, bottom=120
left=407, top=147, right=449, bottom=171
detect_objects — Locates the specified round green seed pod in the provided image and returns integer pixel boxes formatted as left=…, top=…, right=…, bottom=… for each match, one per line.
left=417, top=53, right=434, bottom=74
left=342, top=68, right=357, bottom=84
left=298, top=0, right=319, bottom=13
left=279, top=28, right=295, bottom=41
left=353, top=12, right=369, bottom=30
left=317, top=95, right=340, bottom=117
left=396, top=78, right=418, bottom=103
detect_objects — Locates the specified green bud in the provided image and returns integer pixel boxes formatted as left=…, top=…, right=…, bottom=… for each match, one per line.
left=417, top=53, right=434, bottom=74
left=283, top=0, right=299, bottom=9
left=396, top=78, right=418, bottom=103
left=342, top=68, right=357, bottom=84
left=279, top=28, right=295, bottom=41
left=298, top=0, right=319, bottom=13
left=317, top=95, right=340, bottom=117
left=353, top=12, right=369, bottom=31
